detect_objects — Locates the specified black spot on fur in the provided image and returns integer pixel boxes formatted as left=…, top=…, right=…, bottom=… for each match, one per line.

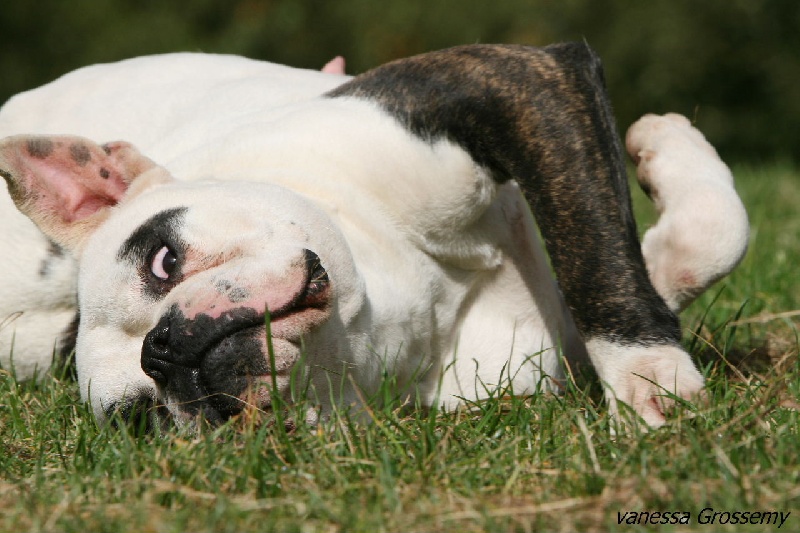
left=228, top=287, right=250, bottom=303
left=99, top=167, right=110, bottom=179
left=117, top=207, right=188, bottom=299
left=214, top=279, right=250, bottom=303
left=38, top=239, right=66, bottom=278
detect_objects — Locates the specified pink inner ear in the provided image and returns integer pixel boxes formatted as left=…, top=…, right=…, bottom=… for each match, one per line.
left=23, top=154, right=127, bottom=223
left=9, top=137, right=139, bottom=223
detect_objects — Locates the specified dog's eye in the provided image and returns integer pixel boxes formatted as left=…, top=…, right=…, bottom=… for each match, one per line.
left=150, top=245, right=178, bottom=280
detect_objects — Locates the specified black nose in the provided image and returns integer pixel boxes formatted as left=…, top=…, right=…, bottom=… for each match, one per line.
left=141, top=307, right=214, bottom=387
left=139, top=305, right=260, bottom=424
left=141, top=309, right=213, bottom=419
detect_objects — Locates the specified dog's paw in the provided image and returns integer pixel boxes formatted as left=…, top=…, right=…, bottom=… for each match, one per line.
left=586, top=339, right=704, bottom=428
left=625, top=113, right=731, bottom=207
left=624, top=113, right=749, bottom=312
left=626, top=113, right=716, bottom=161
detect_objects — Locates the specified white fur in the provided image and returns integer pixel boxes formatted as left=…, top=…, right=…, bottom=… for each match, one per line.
left=585, top=338, right=705, bottom=427
left=626, top=113, right=749, bottom=313
left=0, top=169, right=78, bottom=377
left=0, top=54, right=748, bottom=427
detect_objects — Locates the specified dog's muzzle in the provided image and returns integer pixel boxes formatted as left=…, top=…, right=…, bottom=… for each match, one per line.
left=140, top=249, right=331, bottom=425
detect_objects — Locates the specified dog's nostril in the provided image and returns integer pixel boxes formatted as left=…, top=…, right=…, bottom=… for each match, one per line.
left=142, top=318, right=172, bottom=386
left=301, top=249, right=330, bottom=302
left=148, top=321, right=171, bottom=351
left=142, top=358, right=169, bottom=386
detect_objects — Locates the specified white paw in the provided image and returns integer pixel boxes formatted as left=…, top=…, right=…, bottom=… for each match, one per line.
left=626, top=113, right=717, bottom=160
left=624, top=113, right=749, bottom=312
left=625, top=113, right=732, bottom=208
left=586, top=339, right=704, bottom=427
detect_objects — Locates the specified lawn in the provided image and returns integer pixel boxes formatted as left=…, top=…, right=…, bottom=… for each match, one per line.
left=1, top=164, right=798, bottom=532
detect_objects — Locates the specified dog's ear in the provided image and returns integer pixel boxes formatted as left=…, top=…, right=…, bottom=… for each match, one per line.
left=0, top=134, right=172, bottom=255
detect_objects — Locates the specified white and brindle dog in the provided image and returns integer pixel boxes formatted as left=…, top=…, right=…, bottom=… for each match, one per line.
left=0, top=43, right=748, bottom=429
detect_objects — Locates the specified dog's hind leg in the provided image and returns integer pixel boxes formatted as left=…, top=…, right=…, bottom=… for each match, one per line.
left=626, top=114, right=749, bottom=313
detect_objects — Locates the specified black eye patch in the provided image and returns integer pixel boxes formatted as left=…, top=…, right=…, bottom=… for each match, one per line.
left=117, top=207, right=188, bottom=298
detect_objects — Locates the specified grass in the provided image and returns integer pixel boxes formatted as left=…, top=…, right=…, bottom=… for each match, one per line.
left=1, top=164, right=799, bottom=532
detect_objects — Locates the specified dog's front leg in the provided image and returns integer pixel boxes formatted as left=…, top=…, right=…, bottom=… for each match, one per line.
left=330, top=42, right=705, bottom=426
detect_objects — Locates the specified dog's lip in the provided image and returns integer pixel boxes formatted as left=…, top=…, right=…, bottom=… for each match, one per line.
left=199, top=295, right=328, bottom=359
left=159, top=320, right=300, bottom=424
left=189, top=266, right=331, bottom=360
left=143, top=289, right=328, bottom=393
left=202, top=320, right=269, bottom=358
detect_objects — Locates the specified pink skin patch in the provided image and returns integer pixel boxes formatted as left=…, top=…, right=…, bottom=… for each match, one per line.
left=173, top=252, right=331, bottom=342
left=177, top=267, right=305, bottom=321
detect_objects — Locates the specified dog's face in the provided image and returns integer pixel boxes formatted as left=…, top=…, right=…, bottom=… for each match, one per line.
left=78, top=178, right=366, bottom=425
left=0, top=133, right=371, bottom=426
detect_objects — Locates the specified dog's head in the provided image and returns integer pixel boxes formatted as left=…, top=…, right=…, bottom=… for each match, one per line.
left=0, top=135, right=365, bottom=427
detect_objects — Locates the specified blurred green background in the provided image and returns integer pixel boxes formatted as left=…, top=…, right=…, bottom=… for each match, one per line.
left=1, top=0, right=797, bottom=163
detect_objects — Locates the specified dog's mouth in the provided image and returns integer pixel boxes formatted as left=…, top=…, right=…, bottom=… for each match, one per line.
left=137, top=250, right=332, bottom=427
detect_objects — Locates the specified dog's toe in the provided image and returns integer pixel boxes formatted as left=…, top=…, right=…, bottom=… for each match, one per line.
left=587, top=340, right=704, bottom=429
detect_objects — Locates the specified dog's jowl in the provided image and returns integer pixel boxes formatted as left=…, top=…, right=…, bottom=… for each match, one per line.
left=0, top=42, right=748, bottom=429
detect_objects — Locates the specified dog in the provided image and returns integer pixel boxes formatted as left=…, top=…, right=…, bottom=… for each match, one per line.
left=0, top=42, right=748, bottom=429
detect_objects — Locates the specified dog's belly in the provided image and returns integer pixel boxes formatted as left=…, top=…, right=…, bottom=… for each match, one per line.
left=318, top=178, right=578, bottom=409
left=435, top=184, right=578, bottom=406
